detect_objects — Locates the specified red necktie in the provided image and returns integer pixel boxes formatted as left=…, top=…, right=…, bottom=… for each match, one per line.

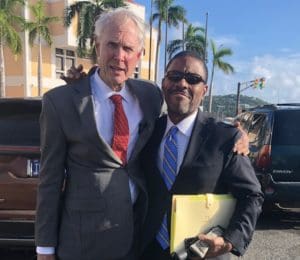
left=110, top=94, right=129, bottom=165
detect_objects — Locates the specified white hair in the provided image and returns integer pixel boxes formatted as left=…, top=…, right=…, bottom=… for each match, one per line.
left=94, top=7, right=146, bottom=51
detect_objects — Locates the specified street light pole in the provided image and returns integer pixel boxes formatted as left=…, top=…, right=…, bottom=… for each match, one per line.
left=182, top=21, right=185, bottom=51
left=235, top=77, right=266, bottom=116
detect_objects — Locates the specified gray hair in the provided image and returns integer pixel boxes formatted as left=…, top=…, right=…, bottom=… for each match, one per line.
left=94, top=7, right=146, bottom=51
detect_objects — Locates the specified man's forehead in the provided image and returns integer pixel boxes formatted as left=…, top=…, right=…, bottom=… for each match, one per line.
left=168, top=56, right=204, bottom=73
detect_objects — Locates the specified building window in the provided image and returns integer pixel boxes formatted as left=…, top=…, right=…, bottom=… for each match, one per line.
left=55, top=48, right=76, bottom=79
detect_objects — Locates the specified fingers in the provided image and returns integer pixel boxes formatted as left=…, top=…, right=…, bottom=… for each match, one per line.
left=233, top=120, right=241, bottom=129
left=233, top=124, right=250, bottom=156
left=197, top=235, right=232, bottom=258
left=67, top=66, right=81, bottom=79
left=60, top=64, right=87, bottom=84
left=77, top=64, right=83, bottom=71
left=233, top=140, right=250, bottom=156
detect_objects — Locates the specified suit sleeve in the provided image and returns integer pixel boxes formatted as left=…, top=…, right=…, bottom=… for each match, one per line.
left=222, top=145, right=264, bottom=256
left=35, top=94, right=67, bottom=247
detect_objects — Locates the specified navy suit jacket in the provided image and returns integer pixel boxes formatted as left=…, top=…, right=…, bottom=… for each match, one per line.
left=141, top=110, right=264, bottom=256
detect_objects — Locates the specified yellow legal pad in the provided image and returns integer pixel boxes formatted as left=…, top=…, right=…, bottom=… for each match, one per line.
left=170, top=194, right=236, bottom=254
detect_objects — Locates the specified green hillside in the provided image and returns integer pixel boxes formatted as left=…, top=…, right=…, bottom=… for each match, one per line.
left=203, top=94, right=268, bottom=118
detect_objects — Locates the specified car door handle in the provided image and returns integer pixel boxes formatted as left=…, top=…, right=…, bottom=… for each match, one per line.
left=0, top=198, right=5, bottom=203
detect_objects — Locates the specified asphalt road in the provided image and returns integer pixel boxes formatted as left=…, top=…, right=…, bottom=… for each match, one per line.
left=1, top=206, right=300, bottom=260
left=232, top=206, right=300, bottom=260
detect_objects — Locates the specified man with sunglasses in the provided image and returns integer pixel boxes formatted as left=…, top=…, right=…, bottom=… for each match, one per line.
left=140, top=51, right=264, bottom=260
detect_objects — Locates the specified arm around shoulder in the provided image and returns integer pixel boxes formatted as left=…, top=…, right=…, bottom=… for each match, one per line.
left=222, top=153, right=264, bottom=256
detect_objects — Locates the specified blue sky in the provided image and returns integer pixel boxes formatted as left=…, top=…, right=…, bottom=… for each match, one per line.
left=135, top=0, right=300, bottom=103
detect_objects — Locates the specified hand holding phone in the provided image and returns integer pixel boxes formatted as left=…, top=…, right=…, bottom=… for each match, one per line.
left=189, top=226, right=224, bottom=258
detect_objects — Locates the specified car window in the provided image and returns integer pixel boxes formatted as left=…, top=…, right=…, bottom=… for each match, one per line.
left=0, top=115, right=40, bottom=146
left=272, top=110, right=300, bottom=145
left=248, top=113, right=267, bottom=144
left=236, top=112, right=253, bottom=132
left=0, top=102, right=40, bottom=147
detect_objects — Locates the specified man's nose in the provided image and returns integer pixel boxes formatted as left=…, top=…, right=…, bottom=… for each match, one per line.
left=113, top=47, right=125, bottom=60
left=177, top=77, right=189, bottom=88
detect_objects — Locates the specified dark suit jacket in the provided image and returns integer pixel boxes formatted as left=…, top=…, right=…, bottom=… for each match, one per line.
left=35, top=76, right=162, bottom=260
left=141, top=111, right=264, bottom=257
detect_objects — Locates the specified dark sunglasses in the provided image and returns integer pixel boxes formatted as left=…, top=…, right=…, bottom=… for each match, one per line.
left=165, top=71, right=206, bottom=85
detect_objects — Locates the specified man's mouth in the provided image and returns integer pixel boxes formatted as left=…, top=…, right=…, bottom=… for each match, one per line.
left=110, top=65, right=125, bottom=73
left=169, top=89, right=191, bottom=99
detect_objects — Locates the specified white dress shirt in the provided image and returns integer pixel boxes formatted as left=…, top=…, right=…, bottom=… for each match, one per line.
left=158, top=110, right=198, bottom=174
left=91, top=69, right=142, bottom=203
left=37, top=70, right=142, bottom=255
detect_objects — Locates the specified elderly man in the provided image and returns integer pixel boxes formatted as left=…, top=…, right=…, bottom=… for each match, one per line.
left=35, top=8, right=162, bottom=260
left=141, top=51, right=264, bottom=260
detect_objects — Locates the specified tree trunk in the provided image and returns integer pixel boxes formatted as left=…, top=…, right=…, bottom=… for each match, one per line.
left=154, top=19, right=162, bottom=84
left=0, top=38, right=6, bottom=97
left=148, top=0, right=153, bottom=80
left=208, top=63, right=215, bottom=113
left=38, top=36, right=43, bottom=96
left=164, top=8, right=168, bottom=71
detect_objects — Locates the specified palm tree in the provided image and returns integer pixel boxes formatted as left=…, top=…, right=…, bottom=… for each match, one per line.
left=152, top=0, right=186, bottom=81
left=64, top=0, right=126, bottom=61
left=167, top=24, right=205, bottom=59
left=0, top=0, right=25, bottom=97
left=25, top=0, right=59, bottom=96
left=208, top=40, right=234, bottom=112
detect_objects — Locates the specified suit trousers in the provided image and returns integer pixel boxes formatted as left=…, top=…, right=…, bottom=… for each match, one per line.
left=57, top=203, right=140, bottom=260
left=116, top=202, right=141, bottom=260
left=140, top=239, right=230, bottom=260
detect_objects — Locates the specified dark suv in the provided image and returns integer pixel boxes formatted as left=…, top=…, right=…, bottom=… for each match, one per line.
left=236, top=103, right=300, bottom=207
left=0, top=98, right=41, bottom=246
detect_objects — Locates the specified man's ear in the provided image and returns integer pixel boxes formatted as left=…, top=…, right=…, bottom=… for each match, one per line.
left=137, top=48, right=144, bottom=59
left=161, top=78, right=166, bottom=90
left=95, top=40, right=100, bottom=57
left=203, top=84, right=208, bottom=95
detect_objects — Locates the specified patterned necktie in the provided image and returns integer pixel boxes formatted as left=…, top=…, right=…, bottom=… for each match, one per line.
left=156, top=126, right=178, bottom=250
left=110, top=94, right=129, bottom=165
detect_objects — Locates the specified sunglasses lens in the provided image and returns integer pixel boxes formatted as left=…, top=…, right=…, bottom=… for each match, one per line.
left=185, top=75, right=203, bottom=84
left=166, top=71, right=204, bottom=85
left=167, top=72, right=184, bottom=82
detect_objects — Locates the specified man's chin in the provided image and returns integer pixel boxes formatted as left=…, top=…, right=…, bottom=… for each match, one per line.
left=167, top=105, right=189, bottom=117
left=108, top=76, right=128, bottom=89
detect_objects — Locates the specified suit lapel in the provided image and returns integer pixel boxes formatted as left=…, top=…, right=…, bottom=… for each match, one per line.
left=72, top=77, right=119, bottom=163
left=126, top=79, right=157, bottom=162
left=172, top=111, right=209, bottom=188
left=147, top=115, right=170, bottom=192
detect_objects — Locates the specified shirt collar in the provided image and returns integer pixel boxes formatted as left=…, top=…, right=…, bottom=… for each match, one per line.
left=91, top=68, right=132, bottom=103
left=165, top=109, right=198, bottom=138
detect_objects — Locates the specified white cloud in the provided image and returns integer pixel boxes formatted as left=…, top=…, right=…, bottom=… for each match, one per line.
left=212, top=53, right=300, bottom=104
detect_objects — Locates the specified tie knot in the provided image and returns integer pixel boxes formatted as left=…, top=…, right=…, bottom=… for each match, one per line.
left=110, top=94, right=123, bottom=104
left=168, top=126, right=178, bottom=137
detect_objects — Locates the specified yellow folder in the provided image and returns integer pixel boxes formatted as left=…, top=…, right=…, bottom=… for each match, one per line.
left=170, top=194, right=236, bottom=254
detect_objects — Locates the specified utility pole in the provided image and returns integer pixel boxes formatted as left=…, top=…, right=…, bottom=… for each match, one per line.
left=236, top=82, right=241, bottom=115
left=236, top=78, right=266, bottom=116
left=204, top=12, right=208, bottom=63
left=182, top=21, right=185, bottom=51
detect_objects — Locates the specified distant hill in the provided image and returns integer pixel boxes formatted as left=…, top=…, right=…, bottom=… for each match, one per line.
left=203, top=94, right=269, bottom=118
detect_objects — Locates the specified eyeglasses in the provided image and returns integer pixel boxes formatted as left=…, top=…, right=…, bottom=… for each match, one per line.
left=165, top=71, right=206, bottom=85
